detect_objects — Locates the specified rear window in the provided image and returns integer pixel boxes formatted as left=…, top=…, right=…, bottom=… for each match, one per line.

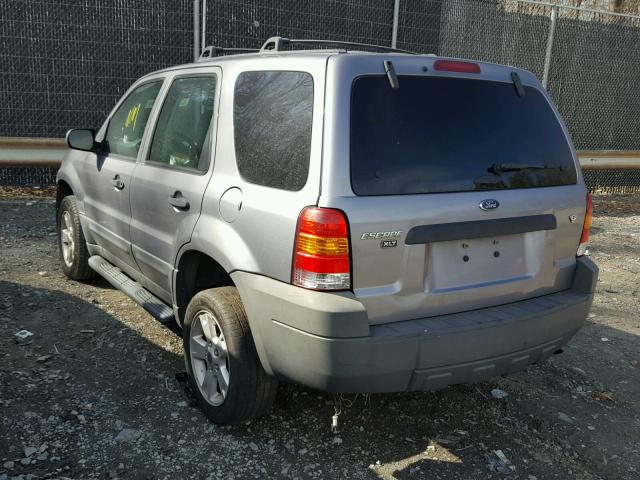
left=234, top=71, right=313, bottom=191
left=350, top=76, right=577, bottom=196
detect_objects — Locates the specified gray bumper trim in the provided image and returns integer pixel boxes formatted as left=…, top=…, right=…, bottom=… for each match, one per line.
left=234, top=257, right=598, bottom=393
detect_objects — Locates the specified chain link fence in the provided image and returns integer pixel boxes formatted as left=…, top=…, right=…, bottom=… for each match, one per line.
left=0, top=0, right=193, bottom=138
left=583, top=169, right=640, bottom=194
left=1, top=0, right=640, bottom=190
left=0, top=166, right=58, bottom=187
left=549, top=8, right=640, bottom=150
left=205, top=1, right=396, bottom=50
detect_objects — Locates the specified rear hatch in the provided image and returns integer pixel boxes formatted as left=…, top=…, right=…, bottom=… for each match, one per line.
left=320, top=55, right=587, bottom=325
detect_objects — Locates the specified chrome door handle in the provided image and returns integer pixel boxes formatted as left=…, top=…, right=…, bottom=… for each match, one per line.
left=168, top=192, right=190, bottom=210
left=111, top=174, right=125, bottom=190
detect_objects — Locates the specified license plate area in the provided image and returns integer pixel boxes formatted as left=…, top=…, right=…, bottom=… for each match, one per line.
left=427, top=232, right=544, bottom=292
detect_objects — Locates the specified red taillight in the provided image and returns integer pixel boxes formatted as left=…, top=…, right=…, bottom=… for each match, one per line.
left=292, top=207, right=351, bottom=290
left=433, top=59, right=481, bottom=74
left=577, top=193, right=593, bottom=256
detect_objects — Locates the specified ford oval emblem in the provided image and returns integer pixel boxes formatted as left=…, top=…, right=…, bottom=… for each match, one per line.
left=479, top=199, right=500, bottom=211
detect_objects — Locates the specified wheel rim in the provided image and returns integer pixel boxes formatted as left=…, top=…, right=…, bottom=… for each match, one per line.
left=60, top=211, right=75, bottom=268
left=189, top=310, right=230, bottom=406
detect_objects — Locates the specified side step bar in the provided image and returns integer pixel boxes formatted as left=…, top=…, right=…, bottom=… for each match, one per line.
left=88, top=256, right=175, bottom=325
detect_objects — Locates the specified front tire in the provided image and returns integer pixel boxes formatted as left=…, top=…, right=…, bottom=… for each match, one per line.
left=57, top=195, right=96, bottom=281
left=183, top=287, right=278, bottom=425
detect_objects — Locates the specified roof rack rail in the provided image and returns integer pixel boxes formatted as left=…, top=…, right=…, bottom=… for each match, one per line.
left=198, top=45, right=260, bottom=61
left=259, top=37, right=417, bottom=55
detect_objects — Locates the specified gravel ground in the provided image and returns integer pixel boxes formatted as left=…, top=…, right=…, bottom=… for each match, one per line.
left=0, top=190, right=639, bottom=480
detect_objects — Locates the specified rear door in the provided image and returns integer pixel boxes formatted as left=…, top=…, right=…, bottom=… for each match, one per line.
left=321, top=56, right=587, bottom=324
left=81, top=80, right=164, bottom=271
left=129, top=69, right=220, bottom=300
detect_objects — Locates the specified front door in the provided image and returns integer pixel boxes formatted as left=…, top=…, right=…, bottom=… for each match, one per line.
left=129, top=71, right=220, bottom=300
left=81, top=80, right=164, bottom=271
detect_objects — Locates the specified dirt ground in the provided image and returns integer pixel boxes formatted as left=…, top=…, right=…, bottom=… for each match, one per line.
left=0, top=189, right=639, bottom=480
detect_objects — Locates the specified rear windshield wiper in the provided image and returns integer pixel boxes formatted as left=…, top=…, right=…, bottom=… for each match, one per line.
left=488, top=163, right=552, bottom=174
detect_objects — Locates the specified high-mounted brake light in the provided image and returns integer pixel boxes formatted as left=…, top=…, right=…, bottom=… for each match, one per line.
left=577, top=193, right=593, bottom=256
left=433, top=59, right=481, bottom=74
left=292, top=207, right=351, bottom=290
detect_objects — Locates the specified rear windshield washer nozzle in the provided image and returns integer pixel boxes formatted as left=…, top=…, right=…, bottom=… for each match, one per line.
left=384, top=60, right=400, bottom=90
left=511, top=72, right=526, bottom=97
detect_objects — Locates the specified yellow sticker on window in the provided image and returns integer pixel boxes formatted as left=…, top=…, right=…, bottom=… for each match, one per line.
left=125, top=104, right=141, bottom=129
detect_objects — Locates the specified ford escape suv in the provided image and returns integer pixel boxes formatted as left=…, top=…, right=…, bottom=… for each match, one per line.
left=56, top=37, right=598, bottom=425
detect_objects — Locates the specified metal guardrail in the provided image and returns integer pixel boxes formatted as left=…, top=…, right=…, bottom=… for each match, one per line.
left=2, top=137, right=639, bottom=193
left=0, top=137, right=67, bottom=167
left=1, top=137, right=640, bottom=170
left=577, top=151, right=640, bottom=170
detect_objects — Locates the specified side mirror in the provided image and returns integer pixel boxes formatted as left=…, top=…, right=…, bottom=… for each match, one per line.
left=66, top=129, right=98, bottom=152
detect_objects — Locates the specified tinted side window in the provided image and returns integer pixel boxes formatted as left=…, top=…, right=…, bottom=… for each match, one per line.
left=148, top=76, right=217, bottom=171
left=105, top=81, right=162, bottom=159
left=234, top=71, right=313, bottom=191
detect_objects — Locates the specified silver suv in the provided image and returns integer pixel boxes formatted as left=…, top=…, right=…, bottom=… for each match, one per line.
left=56, top=38, right=598, bottom=425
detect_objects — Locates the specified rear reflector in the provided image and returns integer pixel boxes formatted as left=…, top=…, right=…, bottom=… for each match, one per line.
left=577, top=193, right=593, bottom=256
left=292, top=207, right=351, bottom=290
left=433, top=59, right=481, bottom=74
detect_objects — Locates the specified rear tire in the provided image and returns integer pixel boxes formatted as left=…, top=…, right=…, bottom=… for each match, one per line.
left=183, top=287, right=278, bottom=425
left=57, top=195, right=96, bottom=281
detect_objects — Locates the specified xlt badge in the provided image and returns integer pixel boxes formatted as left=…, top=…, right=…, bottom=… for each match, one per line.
left=381, top=239, right=398, bottom=248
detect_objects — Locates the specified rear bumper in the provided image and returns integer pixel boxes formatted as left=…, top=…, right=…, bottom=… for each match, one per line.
left=233, top=257, right=598, bottom=393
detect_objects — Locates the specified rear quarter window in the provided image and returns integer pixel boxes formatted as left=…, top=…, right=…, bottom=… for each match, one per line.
left=350, top=76, right=577, bottom=196
left=233, top=71, right=313, bottom=191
